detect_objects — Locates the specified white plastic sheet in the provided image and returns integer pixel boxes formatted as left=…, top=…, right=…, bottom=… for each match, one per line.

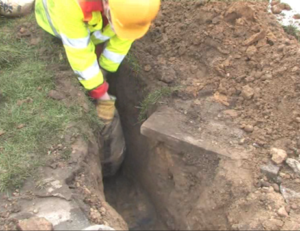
left=0, top=0, right=34, bottom=17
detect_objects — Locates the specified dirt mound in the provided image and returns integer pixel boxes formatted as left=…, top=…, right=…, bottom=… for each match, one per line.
left=131, top=1, right=300, bottom=229
left=135, top=0, right=300, bottom=158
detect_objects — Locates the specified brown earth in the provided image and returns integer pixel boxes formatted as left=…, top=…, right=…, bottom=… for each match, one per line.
left=125, top=0, right=300, bottom=229
left=134, top=0, right=300, bottom=164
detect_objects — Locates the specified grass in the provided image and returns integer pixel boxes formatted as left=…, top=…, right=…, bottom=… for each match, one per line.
left=125, top=52, right=142, bottom=75
left=283, top=24, right=300, bottom=41
left=137, top=86, right=181, bottom=123
left=0, top=14, right=99, bottom=191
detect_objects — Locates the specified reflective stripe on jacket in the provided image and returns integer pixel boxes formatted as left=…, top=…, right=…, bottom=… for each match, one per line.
left=35, top=0, right=134, bottom=90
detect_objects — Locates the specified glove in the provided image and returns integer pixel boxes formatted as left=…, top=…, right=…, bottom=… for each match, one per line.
left=96, top=96, right=116, bottom=124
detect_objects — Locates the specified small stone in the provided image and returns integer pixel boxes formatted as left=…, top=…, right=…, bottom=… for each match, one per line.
left=277, top=207, right=289, bottom=217
left=159, top=66, right=176, bottom=84
left=286, top=158, right=300, bottom=175
left=244, top=125, right=254, bottom=133
left=285, top=205, right=291, bottom=214
left=19, top=27, right=26, bottom=34
left=272, top=183, right=280, bottom=192
left=295, top=117, right=300, bottom=123
left=291, top=204, right=298, bottom=210
left=241, top=85, right=254, bottom=100
left=263, top=218, right=284, bottom=230
left=271, top=0, right=280, bottom=6
left=33, top=209, right=38, bottom=214
left=144, top=65, right=152, bottom=72
left=100, top=207, right=106, bottom=215
left=272, top=5, right=282, bottom=14
left=17, top=124, right=25, bottom=129
left=260, top=162, right=280, bottom=182
left=57, top=144, right=63, bottom=150
left=48, top=90, right=65, bottom=100
left=223, top=109, right=238, bottom=118
left=271, top=148, right=287, bottom=165
left=0, top=130, right=5, bottom=136
left=239, top=138, right=245, bottom=145
left=294, top=14, right=300, bottom=20
left=292, top=66, right=299, bottom=73
left=17, top=217, right=53, bottom=231
left=246, top=45, right=257, bottom=58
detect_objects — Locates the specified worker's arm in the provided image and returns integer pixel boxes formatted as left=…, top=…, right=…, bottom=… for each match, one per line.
left=91, top=24, right=115, bottom=46
left=99, top=28, right=134, bottom=72
left=56, top=2, right=108, bottom=98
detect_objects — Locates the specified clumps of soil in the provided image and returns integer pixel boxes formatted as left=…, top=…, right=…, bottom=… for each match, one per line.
left=133, top=1, right=300, bottom=228
left=135, top=1, right=300, bottom=152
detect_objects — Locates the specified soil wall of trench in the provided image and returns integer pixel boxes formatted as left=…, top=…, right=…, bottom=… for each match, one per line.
left=107, top=65, right=256, bottom=230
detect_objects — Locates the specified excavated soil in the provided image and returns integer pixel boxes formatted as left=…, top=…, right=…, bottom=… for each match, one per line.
left=115, top=0, right=300, bottom=230
left=135, top=0, right=300, bottom=153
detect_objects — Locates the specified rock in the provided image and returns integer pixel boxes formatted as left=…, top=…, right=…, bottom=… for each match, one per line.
left=246, top=45, right=257, bottom=58
left=292, top=66, right=299, bottom=73
left=100, top=207, right=106, bottom=215
left=159, top=67, right=176, bottom=84
left=260, top=162, right=280, bottom=182
left=293, top=14, right=300, bottom=20
left=270, top=148, right=287, bottom=165
left=273, top=183, right=280, bottom=192
left=291, top=204, right=298, bottom=210
left=277, top=207, right=289, bottom=217
left=17, top=217, right=53, bottom=231
left=223, top=109, right=238, bottom=118
left=263, top=218, right=284, bottom=230
left=243, top=30, right=266, bottom=46
left=90, top=208, right=102, bottom=222
left=244, top=125, right=254, bottom=133
left=0, top=130, right=5, bottom=136
left=285, top=205, right=291, bottom=213
left=272, top=5, right=282, bottom=14
left=48, top=90, right=65, bottom=100
left=241, top=85, right=254, bottom=100
left=280, top=185, right=300, bottom=202
left=281, top=3, right=292, bottom=11
left=17, top=124, right=26, bottom=129
left=271, top=0, right=280, bottom=6
left=30, top=37, right=41, bottom=46
left=286, top=158, right=300, bottom=175
left=282, top=220, right=300, bottom=230
left=144, top=65, right=152, bottom=72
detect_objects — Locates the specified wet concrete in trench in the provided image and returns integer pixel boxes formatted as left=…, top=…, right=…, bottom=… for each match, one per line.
left=103, top=169, right=166, bottom=230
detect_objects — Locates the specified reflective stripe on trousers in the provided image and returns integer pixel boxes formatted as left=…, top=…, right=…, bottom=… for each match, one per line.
left=74, top=60, right=100, bottom=81
left=60, top=33, right=91, bottom=49
left=42, top=0, right=60, bottom=38
left=102, top=49, right=125, bottom=64
left=93, top=31, right=110, bottom=42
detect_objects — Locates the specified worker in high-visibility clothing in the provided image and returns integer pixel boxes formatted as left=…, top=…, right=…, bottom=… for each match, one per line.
left=35, top=0, right=160, bottom=176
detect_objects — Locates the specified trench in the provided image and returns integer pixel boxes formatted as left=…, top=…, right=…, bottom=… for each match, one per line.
left=102, top=63, right=230, bottom=230
left=103, top=65, right=168, bottom=230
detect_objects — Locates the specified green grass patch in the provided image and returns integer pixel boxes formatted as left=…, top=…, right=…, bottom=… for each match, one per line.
left=137, top=86, right=181, bottom=123
left=0, top=15, right=99, bottom=191
left=283, top=24, right=300, bottom=41
left=125, top=52, right=142, bottom=75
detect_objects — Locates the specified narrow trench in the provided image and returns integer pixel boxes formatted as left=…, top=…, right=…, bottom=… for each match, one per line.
left=103, top=66, right=167, bottom=230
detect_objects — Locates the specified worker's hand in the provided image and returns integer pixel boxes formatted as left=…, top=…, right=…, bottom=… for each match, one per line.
left=96, top=95, right=116, bottom=124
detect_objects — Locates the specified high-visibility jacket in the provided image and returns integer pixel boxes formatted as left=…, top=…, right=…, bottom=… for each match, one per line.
left=34, top=0, right=134, bottom=91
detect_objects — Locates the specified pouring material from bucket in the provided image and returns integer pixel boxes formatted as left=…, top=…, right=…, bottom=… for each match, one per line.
left=0, top=0, right=34, bottom=17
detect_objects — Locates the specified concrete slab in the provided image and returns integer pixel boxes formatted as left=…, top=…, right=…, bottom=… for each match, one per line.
left=141, top=107, right=252, bottom=160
